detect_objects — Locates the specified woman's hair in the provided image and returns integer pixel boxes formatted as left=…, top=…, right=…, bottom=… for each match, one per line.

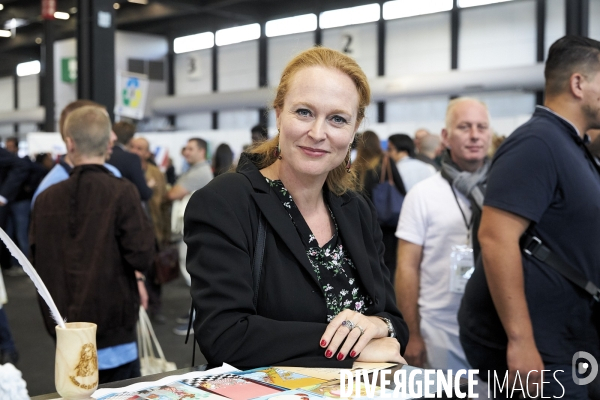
left=354, top=130, right=383, bottom=187
left=248, top=47, right=371, bottom=195
left=212, top=143, right=234, bottom=177
left=388, top=134, right=415, bottom=158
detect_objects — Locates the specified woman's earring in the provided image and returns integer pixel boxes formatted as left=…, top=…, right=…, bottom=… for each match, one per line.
left=345, top=149, right=352, bottom=173
left=275, top=129, right=282, bottom=160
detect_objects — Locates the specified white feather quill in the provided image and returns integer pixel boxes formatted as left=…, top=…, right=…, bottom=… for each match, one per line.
left=0, top=228, right=65, bottom=329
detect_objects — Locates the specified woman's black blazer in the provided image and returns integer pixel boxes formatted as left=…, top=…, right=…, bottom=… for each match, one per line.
left=184, top=155, right=408, bottom=369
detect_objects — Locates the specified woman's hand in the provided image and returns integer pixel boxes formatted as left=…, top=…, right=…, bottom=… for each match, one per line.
left=356, top=337, right=406, bottom=364
left=320, top=310, right=391, bottom=361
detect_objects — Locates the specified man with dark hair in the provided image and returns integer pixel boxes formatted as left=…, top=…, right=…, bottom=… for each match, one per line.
left=188, top=137, right=207, bottom=153
left=167, top=138, right=211, bottom=202
left=31, top=106, right=155, bottom=383
left=107, top=121, right=152, bottom=201
left=251, top=124, right=268, bottom=143
left=4, top=137, right=18, bottom=155
left=113, top=121, right=137, bottom=146
left=459, top=35, right=600, bottom=398
left=167, top=137, right=213, bottom=334
left=387, top=134, right=435, bottom=191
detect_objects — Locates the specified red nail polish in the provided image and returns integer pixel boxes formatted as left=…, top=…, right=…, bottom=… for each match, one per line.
left=350, top=351, right=356, bottom=358
left=337, top=353, right=344, bottom=361
left=325, top=350, right=332, bottom=358
left=320, top=340, right=327, bottom=347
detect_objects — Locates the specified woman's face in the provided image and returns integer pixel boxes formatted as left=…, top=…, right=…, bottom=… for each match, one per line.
left=276, top=66, right=360, bottom=180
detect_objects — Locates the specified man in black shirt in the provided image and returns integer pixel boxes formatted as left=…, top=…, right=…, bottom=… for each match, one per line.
left=459, top=36, right=600, bottom=399
left=107, top=121, right=152, bottom=201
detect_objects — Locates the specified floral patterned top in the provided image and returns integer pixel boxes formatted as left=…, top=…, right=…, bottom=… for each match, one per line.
left=266, top=178, right=373, bottom=322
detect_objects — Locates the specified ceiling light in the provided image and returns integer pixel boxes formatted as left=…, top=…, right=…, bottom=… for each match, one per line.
left=0, top=30, right=11, bottom=37
left=174, top=31, right=214, bottom=54
left=215, top=23, right=260, bottom=46
left=266, top=14, right=317, bottom=37
left=4, top=18, right=27, bottom=30
left=113, top=3, right=120, bottom=9
left=35, top=37, right=42, bottom=44
left=54, top=11, right=70, bottom=20
left=70, top=7, right=77, bottom=13
left=383, top=0, right=452, bottom=20
left=458, top=0, right=514, bottom=8
left=319, top=3, right=380, bottom=29
left=0, top=5, right=4, bottom=11
left=17, top=61, right=41, bottom=77
left=128, top=0, right=148, bottom=4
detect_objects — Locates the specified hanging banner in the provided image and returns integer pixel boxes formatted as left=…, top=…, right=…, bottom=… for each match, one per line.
left=41, top=0, right=56, bottom=20
left=114, top=72, right=149, bottom=120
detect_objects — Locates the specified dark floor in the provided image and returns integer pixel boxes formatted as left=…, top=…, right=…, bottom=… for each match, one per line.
left=2, top=271, right=206, bottom=397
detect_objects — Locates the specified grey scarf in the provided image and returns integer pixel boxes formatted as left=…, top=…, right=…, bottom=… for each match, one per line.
left=440, top=149, right=490, bottom=211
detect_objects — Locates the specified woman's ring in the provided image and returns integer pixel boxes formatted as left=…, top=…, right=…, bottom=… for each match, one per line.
left=341, top=320, right=355, bottom=331
left=356, top=325, right=365, bottom=336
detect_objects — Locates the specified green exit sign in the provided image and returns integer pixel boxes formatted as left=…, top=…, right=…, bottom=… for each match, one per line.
left=61, top=58, right=77, bottom=83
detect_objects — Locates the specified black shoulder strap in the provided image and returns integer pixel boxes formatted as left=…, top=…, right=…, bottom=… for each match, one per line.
left=252, top=211, right=268, bottom=309
left=521, top=233, right=599, bottom=302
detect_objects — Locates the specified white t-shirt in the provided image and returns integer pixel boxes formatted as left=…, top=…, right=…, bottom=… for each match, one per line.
left=396, top=157, right=436, bottom=192
left=395, top=172, right=471, bottom=335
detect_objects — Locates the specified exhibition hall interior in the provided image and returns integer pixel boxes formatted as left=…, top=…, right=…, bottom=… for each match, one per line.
left=0, top=0, right=599, bottom=398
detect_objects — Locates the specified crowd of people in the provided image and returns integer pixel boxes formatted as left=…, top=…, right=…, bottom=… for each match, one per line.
left=0, top=100, right=236, bottom=382
left=0, top=34, right=599, bottom=399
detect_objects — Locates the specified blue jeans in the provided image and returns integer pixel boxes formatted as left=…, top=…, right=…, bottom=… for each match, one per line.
left=6, top=200, right=30, bottom=262
left=98, top=358, right=141, bottom=384
left=0, top=307, right=16, bottom=354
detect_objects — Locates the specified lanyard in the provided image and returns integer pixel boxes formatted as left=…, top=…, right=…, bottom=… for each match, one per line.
left=449, top=182, right=473, bottom=245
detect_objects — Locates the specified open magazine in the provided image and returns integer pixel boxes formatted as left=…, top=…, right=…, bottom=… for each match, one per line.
left=92, top=362, right=436, bottom=400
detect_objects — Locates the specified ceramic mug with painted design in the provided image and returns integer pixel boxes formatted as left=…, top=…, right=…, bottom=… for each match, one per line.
left=55, top=322, right=99, bottom=399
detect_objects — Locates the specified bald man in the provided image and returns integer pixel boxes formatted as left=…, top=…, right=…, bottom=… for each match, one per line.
left=413, top=128, right=430, bottom=154
left=395, top=98, right=492, bottom=371
left=415, top=134, right=441, bottom=170
left=128, top=137, right=170, bottom=322
left=128, top=137, right=170, bottom=247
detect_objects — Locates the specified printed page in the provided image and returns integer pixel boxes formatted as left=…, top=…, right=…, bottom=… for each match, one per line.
left=180, top=373, right=283, bottom=400
left=92, top=363, right=239, bottom=398
left=275, top=366, right=351, bottom=381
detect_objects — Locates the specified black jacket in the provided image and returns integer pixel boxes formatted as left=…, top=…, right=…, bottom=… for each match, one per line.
left=107, top=145, right=152, bottom=201
left=0, top=148, right=30, bottom=203
left=184, top=154, right=408, bottom=369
